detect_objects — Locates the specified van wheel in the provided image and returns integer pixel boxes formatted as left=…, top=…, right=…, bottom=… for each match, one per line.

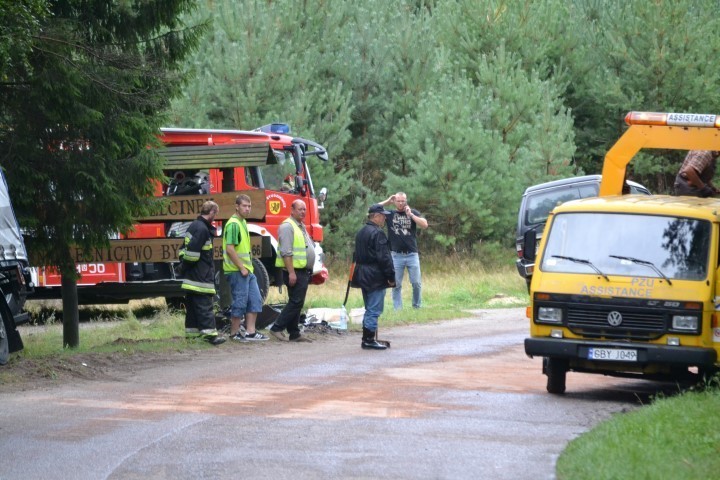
left=252, top=259, right=270, bottom=302
left=545, top=357, right=568, bottom=394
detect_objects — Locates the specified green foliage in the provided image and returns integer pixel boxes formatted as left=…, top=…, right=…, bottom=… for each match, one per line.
left=557, top=386, right=720, bottom=479
left=5, top=0, right=710, bottom=261
left=0, top=0, right=205, bottom=276
left=389, top=67, right=574, bottom=248
left=434, top=0, right=576, bottom=83
left=0, top=0, right=49, bottom=81
left=169, top=0, right=361, bottom=253
left=567, top=0, right=720, bottom=187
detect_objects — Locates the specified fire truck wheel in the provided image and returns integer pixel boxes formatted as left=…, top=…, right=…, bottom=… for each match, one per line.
left=165, top=297, right=186, bottom=311
left=252, top=259, right=270, bottom=302
left=545, top=357, right=567, bottom=394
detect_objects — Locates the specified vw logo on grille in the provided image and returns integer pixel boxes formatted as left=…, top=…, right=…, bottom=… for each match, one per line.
left=607, top=311, right=623, bottom=327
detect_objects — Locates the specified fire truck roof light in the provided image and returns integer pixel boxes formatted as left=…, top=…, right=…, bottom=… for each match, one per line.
left=625, top=111, right=720, bottom=128
left=256, top=123, right=291, bottom=135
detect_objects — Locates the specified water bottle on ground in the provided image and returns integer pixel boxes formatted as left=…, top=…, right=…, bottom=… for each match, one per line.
left=338, top=305, right=348, bottom=330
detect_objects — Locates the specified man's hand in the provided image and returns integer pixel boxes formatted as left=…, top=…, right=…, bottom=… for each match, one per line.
left=240, top=267, right=249, bottom=277
left=381, top=194, right=395, bottom=206
left=403, top=205, right=412, bottom=215
left=288, top=271, right=297, bottom=286
left=700, top=185, right=715, bottom=197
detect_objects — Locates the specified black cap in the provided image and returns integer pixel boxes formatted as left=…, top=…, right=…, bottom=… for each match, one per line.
left=368, top=204, right=391, bottom=215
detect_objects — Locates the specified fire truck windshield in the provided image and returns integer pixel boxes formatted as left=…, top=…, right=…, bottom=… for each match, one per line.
left=260, top=149, right=309, bottom=194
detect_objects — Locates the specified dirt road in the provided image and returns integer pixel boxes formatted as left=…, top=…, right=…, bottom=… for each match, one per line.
left=0, top=308, right=670, bottom=479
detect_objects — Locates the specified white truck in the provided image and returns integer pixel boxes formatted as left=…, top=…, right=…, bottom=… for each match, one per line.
left=0, top=169, right=32, bottom=364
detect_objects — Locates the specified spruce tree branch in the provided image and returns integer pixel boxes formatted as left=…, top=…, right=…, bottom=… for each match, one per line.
left=30, top=35, right=168, bottom=98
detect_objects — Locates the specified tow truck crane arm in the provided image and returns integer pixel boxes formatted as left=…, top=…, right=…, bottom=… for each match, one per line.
left=599, top=112, right=720, bottom=196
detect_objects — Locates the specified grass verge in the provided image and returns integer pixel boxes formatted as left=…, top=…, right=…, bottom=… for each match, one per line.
left=300, top=254, right=529, bottom=326
left=556, top=380, right=720, bottom=479
left=3, top=254, right=527, bottom=381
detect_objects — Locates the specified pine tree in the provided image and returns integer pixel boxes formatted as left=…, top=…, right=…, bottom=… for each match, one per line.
left=566, top=0, right=720, bottom=192
left=388, top=63, right=574, bottom=250
left=0, top=0, right=205, bottom=347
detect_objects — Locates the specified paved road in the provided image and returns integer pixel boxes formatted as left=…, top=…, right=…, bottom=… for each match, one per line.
left=0, top=308, right=671, bottom=479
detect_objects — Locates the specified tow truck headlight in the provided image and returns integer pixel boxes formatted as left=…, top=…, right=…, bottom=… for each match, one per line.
left=537, top=307, right=563, bottom=324
left=672, top=315, right=698, bottom=331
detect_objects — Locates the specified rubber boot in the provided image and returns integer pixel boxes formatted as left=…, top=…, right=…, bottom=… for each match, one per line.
left=361, top=327, right=387, bottom=350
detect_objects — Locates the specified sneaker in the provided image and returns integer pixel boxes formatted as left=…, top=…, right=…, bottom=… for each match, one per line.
left=269, top=329, right=288, bottom=342
left=230, top=332, right=247, bottom=342
left=289, top=334, right=312, bottom=343
left=244, top=332, right=269, bottom=341
left=204, top=335, right=226, bottom=346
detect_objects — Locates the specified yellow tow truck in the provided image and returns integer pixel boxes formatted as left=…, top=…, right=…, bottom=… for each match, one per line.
left=522, top=111, right=720, bottom=393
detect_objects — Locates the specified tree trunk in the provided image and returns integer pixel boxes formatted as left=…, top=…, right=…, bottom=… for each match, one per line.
left=61, top=274, right=79, bottom=348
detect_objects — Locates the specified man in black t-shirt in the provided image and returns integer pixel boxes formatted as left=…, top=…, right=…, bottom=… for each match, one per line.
left=377, top=192, right=428, bottom=309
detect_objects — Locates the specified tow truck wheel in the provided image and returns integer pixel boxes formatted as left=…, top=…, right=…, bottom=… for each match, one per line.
left=545, top=357, right=568, bottom=394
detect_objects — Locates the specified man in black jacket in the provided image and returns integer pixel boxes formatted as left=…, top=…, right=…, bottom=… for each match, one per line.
left=179, top=200, right=225, bottom=346
left=352, top=204, right=396, bottom=350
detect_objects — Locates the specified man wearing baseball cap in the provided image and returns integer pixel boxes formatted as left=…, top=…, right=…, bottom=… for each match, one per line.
left=351, top=204, right=396, bottom=350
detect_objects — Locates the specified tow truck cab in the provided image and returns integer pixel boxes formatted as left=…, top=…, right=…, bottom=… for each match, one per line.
left=524, top=111, right=720, bottom=394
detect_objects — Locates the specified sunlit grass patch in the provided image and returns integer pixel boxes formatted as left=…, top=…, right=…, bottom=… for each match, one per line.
left=557, top=381, right=720, bottom=479
left=15, top=308, right=202, bottom=360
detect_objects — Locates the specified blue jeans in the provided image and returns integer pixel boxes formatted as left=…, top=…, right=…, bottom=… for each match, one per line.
left=391, top=252, right=422, bottom=309
left=362, top=288, right=386, bottom=331
left=227, top=272, right=263, bottom=318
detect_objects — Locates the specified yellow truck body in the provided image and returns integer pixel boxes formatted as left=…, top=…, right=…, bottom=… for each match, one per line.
left=524, top=112, right=720, bottom=393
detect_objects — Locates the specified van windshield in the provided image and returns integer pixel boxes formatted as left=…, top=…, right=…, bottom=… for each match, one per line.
left=541, top=212, right=711, bottom=281
left=525, top=184, right=598, bottom=226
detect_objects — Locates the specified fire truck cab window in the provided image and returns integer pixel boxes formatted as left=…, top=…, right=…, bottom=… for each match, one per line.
left=260, top=150, right=297, bottom=192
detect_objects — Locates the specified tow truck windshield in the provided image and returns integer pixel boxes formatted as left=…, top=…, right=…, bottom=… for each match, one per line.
left=541, top=212, right=711, bottom=281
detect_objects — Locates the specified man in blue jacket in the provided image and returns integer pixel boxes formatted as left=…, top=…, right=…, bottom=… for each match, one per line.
left=352, top=204, right=396, bottom=350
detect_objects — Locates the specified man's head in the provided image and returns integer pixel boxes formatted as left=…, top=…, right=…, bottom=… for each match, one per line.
left=291, top=199, right=307, bottom=222
left=393, top=192, right=408, bottom=210
left=235, top=194, right=252, bottom=219
left=200, top=200, right=219, bottom=222
left=368, top=203, right=390, bottom=226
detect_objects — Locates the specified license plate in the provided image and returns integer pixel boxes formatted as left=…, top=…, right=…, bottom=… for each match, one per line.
left=588, top=348, right=637, bottom=362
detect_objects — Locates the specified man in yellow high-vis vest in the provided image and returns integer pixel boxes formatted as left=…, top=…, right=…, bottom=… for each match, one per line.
left=269, top=200, right=314, bottom=342
left=223, top=194, right=268, bottom=342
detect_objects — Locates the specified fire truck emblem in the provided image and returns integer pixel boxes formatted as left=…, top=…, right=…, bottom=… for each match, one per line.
left=268, top=200, right=282, bottom=215
left=607, top=311, right=623, bottom=327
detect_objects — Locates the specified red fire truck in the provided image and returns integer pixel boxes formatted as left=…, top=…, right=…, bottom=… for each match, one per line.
left=29, top=124, right=329, bottom=307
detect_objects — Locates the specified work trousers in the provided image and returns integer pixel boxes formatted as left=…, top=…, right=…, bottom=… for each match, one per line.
left=185, top=293, right=217, bottom=333
left=272, top=269, right=311, bottom=339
